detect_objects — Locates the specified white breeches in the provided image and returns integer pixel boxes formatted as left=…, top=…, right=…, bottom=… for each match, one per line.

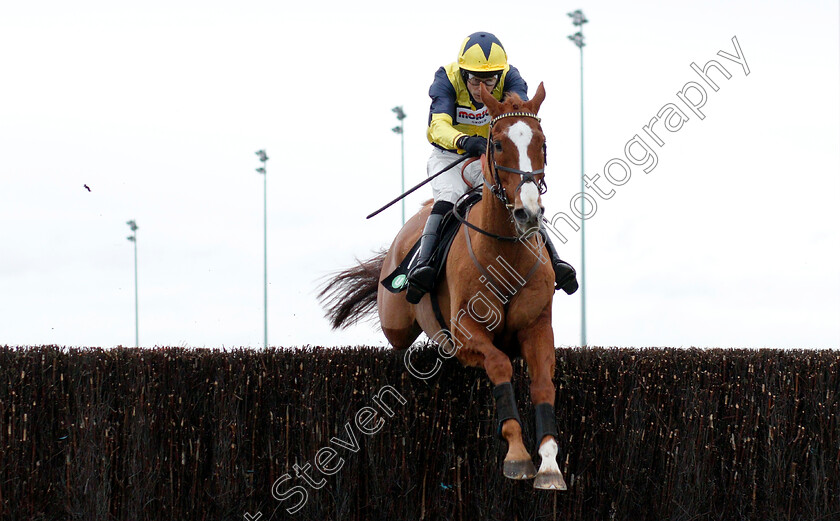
left=427, top=147, right=485, bottom=205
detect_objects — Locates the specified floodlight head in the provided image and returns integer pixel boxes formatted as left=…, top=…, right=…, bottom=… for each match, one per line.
left=392, top=106, right=406, bottom=120
left=256, top=167, right=266, bottom=174
left=255, top=150, right=268, bottom=162
left=567, top=9, right=588, bottom=26
left=568, top=32, right=585, bottom=48
left=392, top=126, right=402, bottom=134
left=127, top=236, right=135, bottom=242
left=126, top=220, right=138, bottom=231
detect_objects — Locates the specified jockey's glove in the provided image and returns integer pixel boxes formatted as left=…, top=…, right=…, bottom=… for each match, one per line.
left=459, top=136, right=487, bottom=158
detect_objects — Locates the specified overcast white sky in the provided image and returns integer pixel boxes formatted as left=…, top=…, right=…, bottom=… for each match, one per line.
left=1, top=1, right=838, bottom=349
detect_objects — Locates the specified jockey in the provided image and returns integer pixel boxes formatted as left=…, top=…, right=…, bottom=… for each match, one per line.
left=406, top=31, right=579, bottom=304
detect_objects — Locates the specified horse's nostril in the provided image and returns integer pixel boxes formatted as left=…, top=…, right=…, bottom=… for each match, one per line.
left=513, top=208, right=528, bottom=222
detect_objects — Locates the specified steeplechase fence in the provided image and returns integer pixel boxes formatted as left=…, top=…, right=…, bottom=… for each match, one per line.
left=0, top=345, right=837, bottom=520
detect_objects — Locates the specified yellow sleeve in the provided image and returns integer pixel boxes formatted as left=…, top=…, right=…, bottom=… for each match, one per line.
left=427, top=113, right=467, bottom=152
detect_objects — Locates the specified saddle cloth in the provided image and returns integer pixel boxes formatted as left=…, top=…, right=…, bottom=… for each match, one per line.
left=381, top=190, right=483, bottom=294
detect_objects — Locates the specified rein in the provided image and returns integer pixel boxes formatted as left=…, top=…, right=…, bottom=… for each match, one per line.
left=452, top=186, right=519, bottom=242
left=460, top=157, right=480, bottom=189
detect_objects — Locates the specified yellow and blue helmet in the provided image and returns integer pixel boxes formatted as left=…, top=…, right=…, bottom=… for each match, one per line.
left=457, top=32, right=508, bottom=74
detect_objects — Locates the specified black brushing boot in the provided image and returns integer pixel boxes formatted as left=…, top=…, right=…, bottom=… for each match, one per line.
left=539, top=229, right=579, bottom=295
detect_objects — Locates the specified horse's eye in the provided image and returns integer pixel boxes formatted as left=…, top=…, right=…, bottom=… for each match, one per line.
left=494, top=141, right=503, bottom=152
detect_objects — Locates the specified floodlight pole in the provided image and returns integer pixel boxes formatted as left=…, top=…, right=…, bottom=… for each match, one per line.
left=568, top=9, right=588, bottom=348
left=126, top=220, right=139, bottom=347
left=392, top=106, right=406, bottom=225
left=256, top=150, right=269, bottom=348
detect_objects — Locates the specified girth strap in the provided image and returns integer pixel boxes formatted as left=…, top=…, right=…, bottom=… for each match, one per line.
left=430, top=289, right=449, bottom=340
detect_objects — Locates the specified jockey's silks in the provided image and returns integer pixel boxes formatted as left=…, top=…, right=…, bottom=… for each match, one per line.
left=426, top=62, right=528, bottom=152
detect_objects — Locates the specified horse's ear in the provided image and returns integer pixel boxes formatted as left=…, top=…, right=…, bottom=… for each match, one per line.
left=480, top=83, right=503, bottom=117
left=526, top=82, right=546, bottom=114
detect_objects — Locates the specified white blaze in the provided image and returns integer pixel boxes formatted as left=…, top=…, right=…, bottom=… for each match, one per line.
left=507, top=121, right=540, bottom=214
left=520, top=183, right=540, bottom=214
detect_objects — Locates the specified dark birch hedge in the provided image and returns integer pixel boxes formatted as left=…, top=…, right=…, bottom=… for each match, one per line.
left=0, top=346, right=837, bottom=521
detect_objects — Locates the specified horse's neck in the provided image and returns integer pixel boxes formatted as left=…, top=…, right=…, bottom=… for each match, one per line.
left=474, top=191, right=512, bottom=235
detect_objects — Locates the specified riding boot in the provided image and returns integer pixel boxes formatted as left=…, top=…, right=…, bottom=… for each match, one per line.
left=406, top=201, right=452, bottom=304
left=539, top=229, right=579, bottom=295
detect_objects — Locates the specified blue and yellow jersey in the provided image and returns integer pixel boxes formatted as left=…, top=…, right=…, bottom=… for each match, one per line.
left=427, top=62, right=528, bottom=152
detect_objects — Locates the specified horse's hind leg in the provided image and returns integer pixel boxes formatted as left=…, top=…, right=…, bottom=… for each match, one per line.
left=520, top=309, right=567, bottom=490
left=377, top=285, right=422, bottom=349
left=382, top=323, right=422, bottom=350
left=377, top=213, right=427, bottom=350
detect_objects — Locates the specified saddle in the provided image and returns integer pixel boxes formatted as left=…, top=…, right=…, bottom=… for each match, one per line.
left=381, top=190, right=483, bottom=295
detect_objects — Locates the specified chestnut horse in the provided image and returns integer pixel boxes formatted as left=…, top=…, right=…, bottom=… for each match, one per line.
left=319, top=82, right=566, bottom=490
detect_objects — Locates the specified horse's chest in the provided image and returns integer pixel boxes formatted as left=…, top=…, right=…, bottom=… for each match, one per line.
left=503, top=285, right=550, bottom=329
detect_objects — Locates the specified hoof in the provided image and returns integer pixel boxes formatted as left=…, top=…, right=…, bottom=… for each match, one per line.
left=503, top=459, right=537, bottom=480
left=534, top=470, right=567, bottom=490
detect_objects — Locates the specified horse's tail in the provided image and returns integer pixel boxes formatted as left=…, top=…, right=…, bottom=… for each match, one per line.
left=318, top=249, right=387, bottom=330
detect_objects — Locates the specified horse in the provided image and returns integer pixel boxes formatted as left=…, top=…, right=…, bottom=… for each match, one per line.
left=319, top=82, right=566, bottom=490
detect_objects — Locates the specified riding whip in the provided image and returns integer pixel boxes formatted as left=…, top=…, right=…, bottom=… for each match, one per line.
left=366, top=155, right=469, bottom=219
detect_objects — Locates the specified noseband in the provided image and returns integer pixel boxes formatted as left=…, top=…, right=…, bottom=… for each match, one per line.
left=486, top=111, right=548, bottom=208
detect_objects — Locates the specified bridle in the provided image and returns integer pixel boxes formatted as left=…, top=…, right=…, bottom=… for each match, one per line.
left=486, top=111, right=548, bottom=208
left=452, top=110, right=548, bottom=242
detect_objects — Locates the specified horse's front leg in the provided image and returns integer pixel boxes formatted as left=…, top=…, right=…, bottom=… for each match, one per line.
left=519, top=307, right=567, bottom=490
left=457, top=322, right=535, bottom=479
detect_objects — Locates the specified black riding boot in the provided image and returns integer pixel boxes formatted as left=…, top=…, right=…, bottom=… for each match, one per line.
left=406, top=201, right=453, bottom=304
left=539, top=229, right=579, bottom=295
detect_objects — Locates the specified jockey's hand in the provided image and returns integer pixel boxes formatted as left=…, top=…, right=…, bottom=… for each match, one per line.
left=461, top=136, right=487, bottom=157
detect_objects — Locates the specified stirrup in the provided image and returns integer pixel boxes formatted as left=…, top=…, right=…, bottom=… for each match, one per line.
left=406, top=266, right=435, bottom=304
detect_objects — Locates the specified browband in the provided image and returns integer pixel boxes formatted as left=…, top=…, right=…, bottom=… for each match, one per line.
left=490, top=111, right=540, bottom=126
